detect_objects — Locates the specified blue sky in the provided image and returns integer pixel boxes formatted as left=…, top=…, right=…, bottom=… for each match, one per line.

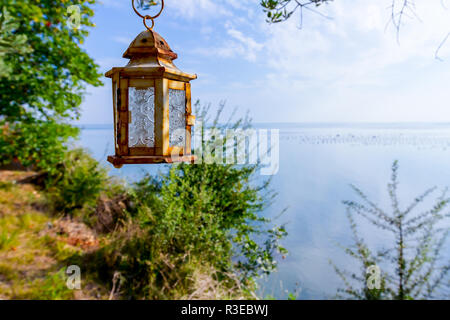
left=77, top=0, right=450, bottom=124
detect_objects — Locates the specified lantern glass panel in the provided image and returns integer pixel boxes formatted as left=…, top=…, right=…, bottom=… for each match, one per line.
left=169, top=89, right=186, bottom=147
left=128, top=87, right=155, bottom=148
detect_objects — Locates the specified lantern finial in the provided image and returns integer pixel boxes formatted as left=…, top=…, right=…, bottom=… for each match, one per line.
left=131, top=0, right=165, bottom=31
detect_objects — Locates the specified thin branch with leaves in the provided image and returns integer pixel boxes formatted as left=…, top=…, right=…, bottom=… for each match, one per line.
left=331, top=161, right=450, bottom=300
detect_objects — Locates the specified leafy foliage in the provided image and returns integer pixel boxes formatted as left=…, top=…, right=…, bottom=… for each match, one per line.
left=0, top=6, right=32, bottom=77
left=45, top=148, right=109, bottom=215
left=260, top=0, right=333, bottom=23
left=132, top=162, right=287, bottom=278
left=0, top=0, right=101, bottom=172
left=0, top=121, right=79, bottom=173
left=332, top=161, right=450, bottom=300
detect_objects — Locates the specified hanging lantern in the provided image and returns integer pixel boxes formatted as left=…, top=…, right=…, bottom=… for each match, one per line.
left=106, top=0, right=197, bottom=168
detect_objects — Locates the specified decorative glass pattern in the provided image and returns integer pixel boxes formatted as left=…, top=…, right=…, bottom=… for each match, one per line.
left=128, top=87, right=155, bottom=148
left=169, top=89, right=186, bottom=147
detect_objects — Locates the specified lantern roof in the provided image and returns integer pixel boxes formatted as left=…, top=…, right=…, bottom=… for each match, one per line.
left=105, top=30, right=197, bottom=82
left=122, top=29, right=177, bottom=60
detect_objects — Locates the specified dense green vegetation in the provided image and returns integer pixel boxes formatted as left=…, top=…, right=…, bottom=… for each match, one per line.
left=104, top=163, right=285, bottom=299
left=45, top=148, right=110, bottom=215
left=0, top=0, right=101, bottom=173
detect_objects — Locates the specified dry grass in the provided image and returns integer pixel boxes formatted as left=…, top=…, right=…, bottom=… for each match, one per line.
left=179, top=265, right=257, bottom=300
left=0, top=170, right=109, bottom=300
left=0, top=171, right=37, bottom=183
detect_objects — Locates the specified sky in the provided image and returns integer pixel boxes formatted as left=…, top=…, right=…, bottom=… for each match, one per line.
left=76, top=0, right=450, bottom=124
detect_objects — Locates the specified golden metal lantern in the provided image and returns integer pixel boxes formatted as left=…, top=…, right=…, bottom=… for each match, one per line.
left=106, top=0, right=196, bottom=168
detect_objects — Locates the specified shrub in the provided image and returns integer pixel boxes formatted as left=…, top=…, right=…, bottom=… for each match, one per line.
left=45, top=148, right=109, bottom=215
left=92, top=104, right=287, bottom=299
left=0, top=121, right=78, bottom=174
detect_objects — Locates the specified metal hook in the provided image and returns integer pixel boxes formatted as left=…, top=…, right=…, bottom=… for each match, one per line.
left=143, top=15, right=155, bottom=31
left=132, top=0, right=164, bottom=30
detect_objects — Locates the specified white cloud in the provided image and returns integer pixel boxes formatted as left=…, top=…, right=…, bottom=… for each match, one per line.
left=211, top=0, right=450, bottom=122
left=228, top=28, right=264, bottom=59
left=191, top=26, right=264, bottom=62
left=260, top=0, right=450, bottom=86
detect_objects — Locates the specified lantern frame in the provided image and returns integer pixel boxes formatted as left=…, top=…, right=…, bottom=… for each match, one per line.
left=106, top=30, right=197, bottom=168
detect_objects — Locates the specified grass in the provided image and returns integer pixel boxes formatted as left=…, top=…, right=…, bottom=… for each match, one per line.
left=0, top=171, right=109, bottom=300
left=27, top=269, right=74, bottom=300
left=0, top=229, right=18, bottom=251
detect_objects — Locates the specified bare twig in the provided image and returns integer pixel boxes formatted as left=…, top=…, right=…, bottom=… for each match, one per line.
left=109, top=272, right=123, bottom=300
left=435, top=32, right=450, bottom=61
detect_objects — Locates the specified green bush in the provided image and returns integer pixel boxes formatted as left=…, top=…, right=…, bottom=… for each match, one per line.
left=96, top=124, right=287, bottom=298
left=45, top=148, right=109, bottom=215
left=139, top=163, right=288, bottom=280
left=0, top=121, right=78, bottom=174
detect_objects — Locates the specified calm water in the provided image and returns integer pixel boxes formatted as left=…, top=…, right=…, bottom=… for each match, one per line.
left=78, top=123, right=450, bottom=299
